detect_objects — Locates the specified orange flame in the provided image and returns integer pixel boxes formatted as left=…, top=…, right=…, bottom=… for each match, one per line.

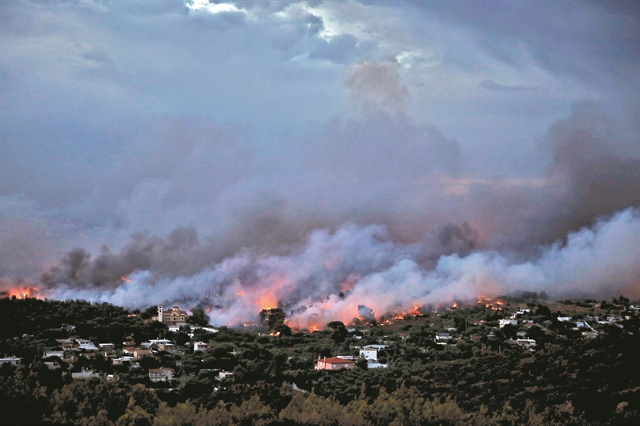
left=237, top=291, right=244, bottom=296
left=120, top=276, right=132, bottom=283
left=477, top=295, right=503, bottom=310
left=3, top=286, right=40, bottom=299
left=256, top=293, right=278, bottom=310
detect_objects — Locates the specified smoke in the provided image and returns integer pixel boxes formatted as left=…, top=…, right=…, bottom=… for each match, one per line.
left=1, top=46, right=638, bottom=326
left=345, top=60, right=410, bottom=114
left=465, top=101, right=640, bottom=252
left=39, top=208, right=639, bottom=326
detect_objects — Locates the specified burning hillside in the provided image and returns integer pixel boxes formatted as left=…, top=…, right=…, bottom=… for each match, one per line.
left=4, top=207, right=635, bottom=329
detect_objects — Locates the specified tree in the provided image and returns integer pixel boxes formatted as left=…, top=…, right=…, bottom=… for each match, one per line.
left=141, top=306, right=158, bottom=320
left=187, top=307, right=209, bottom=327
left=260, top=308, right=287, bottom=332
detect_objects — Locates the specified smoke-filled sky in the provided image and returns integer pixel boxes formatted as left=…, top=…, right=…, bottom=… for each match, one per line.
left=1, top=1, right=639, bottom=326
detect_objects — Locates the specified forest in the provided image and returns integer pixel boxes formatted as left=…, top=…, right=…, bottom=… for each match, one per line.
left=1, top=296, right=638, bottom=425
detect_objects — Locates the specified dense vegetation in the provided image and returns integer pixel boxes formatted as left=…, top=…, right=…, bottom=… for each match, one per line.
left=1, top=296, right=638, bottom=425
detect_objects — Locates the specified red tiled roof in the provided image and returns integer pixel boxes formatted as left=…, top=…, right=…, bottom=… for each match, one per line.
left=319, top=357, right=354, bottom=364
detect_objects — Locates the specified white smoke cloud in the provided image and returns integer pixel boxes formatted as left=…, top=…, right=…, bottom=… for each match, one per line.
left=46, top=208, right=639, bottom=327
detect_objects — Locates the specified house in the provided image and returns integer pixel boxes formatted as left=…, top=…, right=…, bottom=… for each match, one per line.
left=71, top=368, right=100, bottom=380
left=0, top=357, right=21, bottom=366
left=44, top=361, right=61, bottom=370
left=557, top=317, right=572, bottom=322
left=435, top=332, right=451, bottom=341
left=218, top=371, right=234, bottom=380
left=122, top=346, right=137, bottom=355
left=158, top=343, right=176, bottom=352
left=367, top=359, right=388, bottom=369
left=134, top=349, right=153, bottom=359
left=363, top=344, right=387, bottom=350
left=99, top=343, right=114, bottom=350
left=499, top=319, right=518, bottom=328
left=43, top=351, right=65, bottom=359
left=193, top=342, right=210, bottom=352
left=360, top=348, right=378, bottom=360
left=149, top=368, right=174, bottom=382
left=148, top=339, right=172, bottom=346
left=315, top=357, right=355, bottom=370
left=78, top=343, right=99, bottom=351
left=58, top=340, right=78, bottom=350
left=516, top=338, right=537, bottom=348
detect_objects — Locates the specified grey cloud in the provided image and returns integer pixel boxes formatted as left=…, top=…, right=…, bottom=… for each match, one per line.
left=479, top=79, right=540, bottom=92
left=345, top=60, right=410, bottom=114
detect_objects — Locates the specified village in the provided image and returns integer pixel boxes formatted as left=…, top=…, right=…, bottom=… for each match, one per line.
left=2, top=295, right=637, bottom=390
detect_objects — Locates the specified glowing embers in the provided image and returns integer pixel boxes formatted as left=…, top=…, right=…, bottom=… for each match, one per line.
left=378, top=302, right=425, bottom=325
left=2, top=286, right=40, bottom=299
left=477, top=295, right=504, bottom=310
left=119, top=276, right=132, bottom=283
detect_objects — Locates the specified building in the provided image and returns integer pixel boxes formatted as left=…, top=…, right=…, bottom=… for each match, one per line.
left=499, top=319, right=518, bottom=328
left=193, top=342, right=210, bottom=352
left=158, top=343, right=175, bottom=352
left=516, top=338, right=537, bottom=348
left=134, top=349, right=153, bottom=359
left=71, top=368, right=100, bottom=380
left=153, top=305, right=190, bottom=326
left=435, top=332, right=452, bottom=341
left=315, top=357, right=355, bottom=370
left=0, top=357, right=21, bottom=366
left=218, top=371, right=233, bottom=380
left=360, top=348, right=378, bottom=360
left=149, top=367, right=174, bottom=382
left=78, top=342, right=99, bottom=351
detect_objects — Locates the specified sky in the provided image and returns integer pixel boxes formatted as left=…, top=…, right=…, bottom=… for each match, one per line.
left=1, top=0, right=639, bottom=325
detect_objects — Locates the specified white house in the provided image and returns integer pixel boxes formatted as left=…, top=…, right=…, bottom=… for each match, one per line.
left=499, top=319, right=518, bottom=328
left=148, top=339, right=172, bottom=346
left=43, top=351, right=65, bottom=359
left=363, top=344, right=387, bottom=350
left=359, top=348, right=378, bottom=360
left=71, top=368, right=100, bottom=380
left=367, top=359, right=388, bottom=369
left=0, top=357, right=21, bottom=366
left=193, top=342, right=210, bottom=352
left=149, top=368, right=174, bottom=382
left=435, top=332, right=451, bottom=341
left=218, top=371, right=234, bottom=380
left=76, top=340, right=99, bottom=351
left=516, top=338, right=537, bottom=348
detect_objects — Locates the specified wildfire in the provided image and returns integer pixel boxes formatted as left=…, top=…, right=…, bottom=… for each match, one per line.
left=119, top=276, right=132, bottom=283
left=451, top=302, right=458, bottom=309
left=410, top=302, right=422, bottom=316
left=256, top=293, right=278, bottom=310
left=3, top=286, right=40, bottom=299
left=237, top=291, right=243, bottom=296
left=477, top=295, right=504, bottom=310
